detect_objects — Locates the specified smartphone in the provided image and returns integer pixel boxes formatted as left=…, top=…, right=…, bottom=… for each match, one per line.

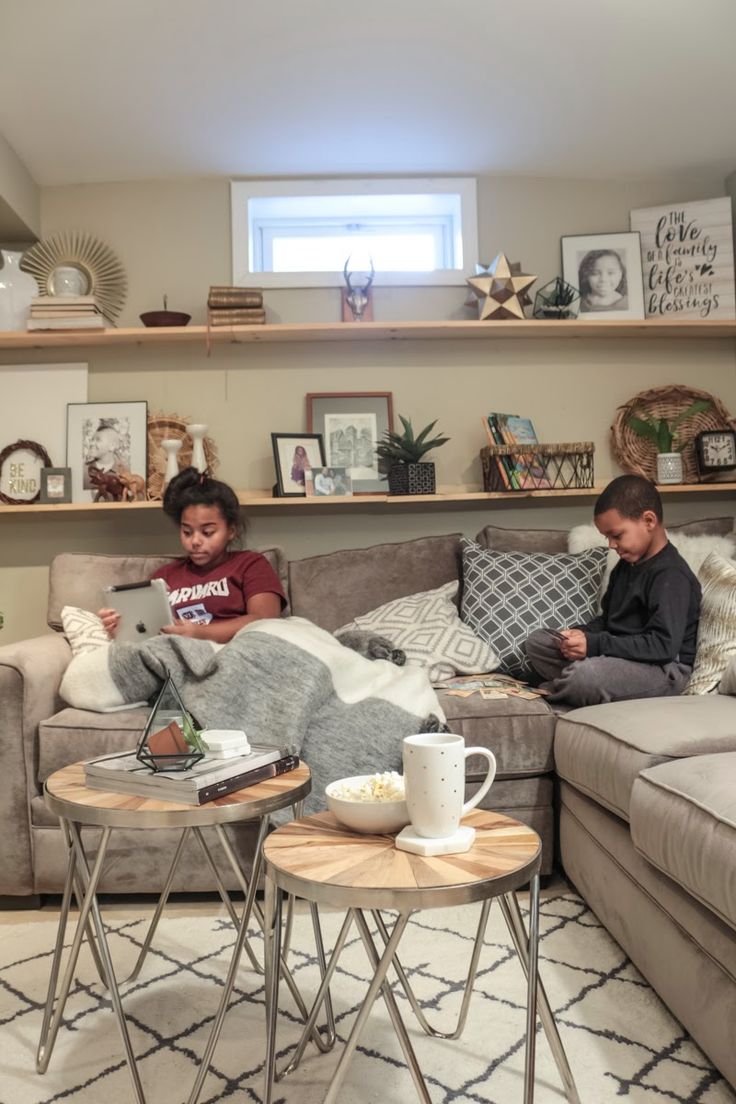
left=548, top=629, right=565, bottom=640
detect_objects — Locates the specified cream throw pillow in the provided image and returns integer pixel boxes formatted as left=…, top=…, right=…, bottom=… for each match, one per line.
left=336, top=581, right=499, bottom=684
left=61, top=605, right=110, bottom=655
left=685, top=552, right=736, bottom=695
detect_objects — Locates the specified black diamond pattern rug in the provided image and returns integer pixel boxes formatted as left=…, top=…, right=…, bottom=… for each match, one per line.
left=2, top=888, right=734, bottom=1103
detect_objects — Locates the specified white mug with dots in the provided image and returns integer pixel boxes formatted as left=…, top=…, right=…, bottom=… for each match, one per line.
left=402, top=732, right=496, bottom=839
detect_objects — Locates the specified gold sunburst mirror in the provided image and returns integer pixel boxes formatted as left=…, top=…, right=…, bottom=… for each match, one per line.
left=21, top=231, right=127, bottom=322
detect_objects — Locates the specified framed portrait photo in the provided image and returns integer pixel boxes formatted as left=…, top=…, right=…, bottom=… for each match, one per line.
left=306, top=391, right=394, bottom=494
left=304, top=466, right=354, bottom=497
left=40, top=466, right=72, bottom=504
left=66, top=401, right=148, bottom=503
left=561, top=232, right=645, bottom=321
left=271, top=432, right=325, bottom=497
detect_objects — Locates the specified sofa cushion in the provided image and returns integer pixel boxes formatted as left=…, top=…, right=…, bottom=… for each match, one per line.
left=474, top=524, right=569, bottom=555
left=47, top=548, right=289, bottom=630
left=336, top=581, right=499, bottom=682
left=38, top=707, right=148, bottom=783
left=288, top=534, right=462, bottom=632
left=555, top=695, right=736, bottom=821
left=631, top=753, right=736, bottom=931
left=460, top=538, right=608, bottom=677
left=438, top=689, right=556, bottom=777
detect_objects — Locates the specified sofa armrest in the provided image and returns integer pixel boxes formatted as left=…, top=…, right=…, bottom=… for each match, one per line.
left=0, top=633, right=71, bottom=895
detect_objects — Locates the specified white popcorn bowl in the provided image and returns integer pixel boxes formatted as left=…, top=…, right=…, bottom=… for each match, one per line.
left=325, top=774, right=410, bottom=835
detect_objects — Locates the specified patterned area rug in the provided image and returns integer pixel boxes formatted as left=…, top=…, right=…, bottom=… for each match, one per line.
left=1, top=887, right=734, bottom=1104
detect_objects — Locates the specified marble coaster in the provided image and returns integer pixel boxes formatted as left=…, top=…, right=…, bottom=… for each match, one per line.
left=394, top=824, right=476, bottom=856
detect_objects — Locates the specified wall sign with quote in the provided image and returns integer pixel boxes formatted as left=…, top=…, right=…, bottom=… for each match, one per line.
left=0, top=439, right=53, bottom=504
left=630, top=197, right=735, bottom=319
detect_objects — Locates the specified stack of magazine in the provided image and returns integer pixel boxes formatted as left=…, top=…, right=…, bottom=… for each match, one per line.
left=84, top=744, right=299, bottom=805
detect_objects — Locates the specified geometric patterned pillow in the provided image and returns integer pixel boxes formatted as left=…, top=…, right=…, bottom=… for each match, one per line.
left=460, top=537, right=609, bottom=677
left=685, top=552, right=736, bottom=695
left=60, top=605, right=110, bottom=655
left=336, top=580, right=499, bottom=684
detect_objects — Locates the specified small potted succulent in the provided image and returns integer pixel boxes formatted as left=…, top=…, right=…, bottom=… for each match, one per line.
left=376, top=415, right=450, bottom=495
left=627, top=399, right=711, bottom=484
left=532, top=277, right=581, bottom=320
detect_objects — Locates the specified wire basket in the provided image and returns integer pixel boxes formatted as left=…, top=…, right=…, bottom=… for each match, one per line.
left=481, top=442, right=595, bottom=492
left=611, top=385, right=732, bottom=483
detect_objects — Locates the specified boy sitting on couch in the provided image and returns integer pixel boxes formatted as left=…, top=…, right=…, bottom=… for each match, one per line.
left=525, top=474, right=701, bottom=707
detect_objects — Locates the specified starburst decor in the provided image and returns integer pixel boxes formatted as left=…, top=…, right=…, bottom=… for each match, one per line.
left=466, top=254, right=537, bottom=321
left=20, top=231, right=127, bottom=322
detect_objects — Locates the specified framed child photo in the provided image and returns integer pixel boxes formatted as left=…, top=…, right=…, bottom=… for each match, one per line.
left=304, top=466, right=353, bottom=497
left=67, top=400, right=148, bottom=503
left=561, top=232, right=645, bottom=321
left=271, top=432, right=325, bottom=497
left=40, top=466, right=72, bottom=504
left=306, top=391, right=393, bottom=494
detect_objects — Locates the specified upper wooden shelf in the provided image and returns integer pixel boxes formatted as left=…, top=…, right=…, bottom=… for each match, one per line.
left=1, top=318, right=736, bottom=350
left=2, top=482, right=735, bottom=516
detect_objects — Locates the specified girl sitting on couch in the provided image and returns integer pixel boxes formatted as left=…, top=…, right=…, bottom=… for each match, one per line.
left=99, top=467, right=286, bottom=643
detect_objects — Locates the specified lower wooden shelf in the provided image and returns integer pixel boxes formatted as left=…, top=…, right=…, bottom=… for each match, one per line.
left=2, top=482, right=735, bottom=516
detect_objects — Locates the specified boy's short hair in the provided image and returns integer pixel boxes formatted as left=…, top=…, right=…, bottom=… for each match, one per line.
left=594, top=475, right=663, bottom=522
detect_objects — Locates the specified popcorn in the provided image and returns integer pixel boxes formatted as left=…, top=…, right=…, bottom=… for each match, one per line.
left=332, top=771, right=405, bottom=803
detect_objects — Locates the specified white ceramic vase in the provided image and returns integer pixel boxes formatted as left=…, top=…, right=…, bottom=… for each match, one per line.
left=656, top=451, right=683, bottom=485
left=187, top=424, right=208, bottom=473
left=161, top=439, right=182, bottom=486
left=0, top=249, right=38, bottom=331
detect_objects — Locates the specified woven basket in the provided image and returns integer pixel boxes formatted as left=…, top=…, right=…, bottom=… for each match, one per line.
left=611, top=385, right=733, bottom=484
left=147, top=414, right=219, bottom=501
left=481, top=442, right=594, bottom=492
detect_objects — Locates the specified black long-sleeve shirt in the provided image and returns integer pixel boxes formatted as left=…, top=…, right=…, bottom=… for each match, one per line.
left=579, top=542, right=701, bottom=666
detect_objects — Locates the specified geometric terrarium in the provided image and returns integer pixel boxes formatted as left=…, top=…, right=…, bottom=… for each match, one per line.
left=136, top=675, right=206, bottom=773
left=533, top=277, right=581, bottom=320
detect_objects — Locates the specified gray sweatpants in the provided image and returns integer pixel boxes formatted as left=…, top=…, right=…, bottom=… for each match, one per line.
left=525, top=628, right=691, bottom=708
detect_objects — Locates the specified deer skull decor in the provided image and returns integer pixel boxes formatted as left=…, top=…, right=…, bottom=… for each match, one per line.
left=342, top=256, right=375, bottom=322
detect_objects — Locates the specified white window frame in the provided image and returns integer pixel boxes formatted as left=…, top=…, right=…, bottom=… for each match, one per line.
left=230, top=177, right=478, bottom=289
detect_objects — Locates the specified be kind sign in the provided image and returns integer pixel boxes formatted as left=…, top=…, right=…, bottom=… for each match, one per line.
left=630, top=197, right=735, bottom=319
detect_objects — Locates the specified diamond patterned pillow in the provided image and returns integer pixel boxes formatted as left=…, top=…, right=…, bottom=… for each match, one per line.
left=460, top=538, right=608, bottom=677
left=336, top=581, right=499, bottom=683
left=61, top=605, right=110, bottom=655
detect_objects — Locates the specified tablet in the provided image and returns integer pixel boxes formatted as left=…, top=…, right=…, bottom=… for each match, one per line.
left=104, top=578, right=174, bottom=643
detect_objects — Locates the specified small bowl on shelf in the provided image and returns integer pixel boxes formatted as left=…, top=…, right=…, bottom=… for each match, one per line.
left=325, top=773, right=410, bottom=835
left=140, top=310, right=191, bottom=327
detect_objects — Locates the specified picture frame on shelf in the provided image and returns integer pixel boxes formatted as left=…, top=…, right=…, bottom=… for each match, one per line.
left=271, top=432, right=325, bottom=497
left=67, top=401, right=148, bottom=503
left=40, top=466, right=72, bottom=504
left=561, top=232, right=645, bottom=321
left=304, top=466, right=354, bottom=497
left=0, top=439, right=53, bottom=504
left=306, top=391, right=394, bottom=494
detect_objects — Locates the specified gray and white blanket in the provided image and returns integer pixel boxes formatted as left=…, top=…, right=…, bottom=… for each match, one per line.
left=60, top=616, right=444, bottom=809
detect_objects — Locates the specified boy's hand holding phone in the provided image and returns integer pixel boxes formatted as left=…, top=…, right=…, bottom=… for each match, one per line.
left=556, top=628, right=587, bottom=660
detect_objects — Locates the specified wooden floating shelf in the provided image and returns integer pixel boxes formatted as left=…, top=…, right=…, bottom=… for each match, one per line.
left=1, top=318, right=736, bottom=350
left=2, top=482, right=735, bottom=516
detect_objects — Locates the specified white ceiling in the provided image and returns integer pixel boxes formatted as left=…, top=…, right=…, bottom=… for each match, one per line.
left=1, top=0, right=735, bottom=187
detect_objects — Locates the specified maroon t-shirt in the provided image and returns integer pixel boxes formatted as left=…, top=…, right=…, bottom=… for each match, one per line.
left=151, top=551, right=286, bottom=626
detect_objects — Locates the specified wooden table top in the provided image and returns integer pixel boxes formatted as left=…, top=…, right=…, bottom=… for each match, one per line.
left=44, top=761, right=311, bottom=829
left=263, top=808, right=541, bottom=911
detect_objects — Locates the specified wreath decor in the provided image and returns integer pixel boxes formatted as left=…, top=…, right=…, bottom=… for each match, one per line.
left=0, top=439, right=53, bottom=504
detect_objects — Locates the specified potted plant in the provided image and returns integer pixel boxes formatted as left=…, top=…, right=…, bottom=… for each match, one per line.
left=376, top=415, right=450, bottom=495
left=627, top=399, right=711, bottom=484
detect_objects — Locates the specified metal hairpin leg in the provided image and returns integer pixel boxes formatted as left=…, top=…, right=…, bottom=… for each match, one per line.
left=523, top=873, right=540, bottom=1104
left=371, top=897, right=492, bottom=1039
left=125, top=827, right=192, bottom=982
left=500, top=889, right=580, bottom=1104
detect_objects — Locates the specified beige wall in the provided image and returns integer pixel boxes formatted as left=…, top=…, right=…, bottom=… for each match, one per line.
left=0, top=131, right=39, bottom=241
left=1, top=169, right=735, bottom=644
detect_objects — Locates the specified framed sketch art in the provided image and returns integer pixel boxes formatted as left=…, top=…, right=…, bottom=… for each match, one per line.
left=67, top=401, right=148, bottom=503
left=561, top=232, right=645, bottom=321
left=271, top=432, right=325, bottom=497
left=306, top=392, right=394, bottom=494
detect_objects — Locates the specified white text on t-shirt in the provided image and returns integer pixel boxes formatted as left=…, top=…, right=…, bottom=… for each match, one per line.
left=168, top=579, right=231, bottom=605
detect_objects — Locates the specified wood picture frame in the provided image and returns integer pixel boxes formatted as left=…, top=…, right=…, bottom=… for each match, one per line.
left=561, top=232, right=645, bottom=321
left=306, top=391, right=394, bottom=494
left=271, top=432, right=326, bottom=497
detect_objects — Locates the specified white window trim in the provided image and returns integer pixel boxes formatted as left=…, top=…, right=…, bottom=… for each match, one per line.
left=230, top=177, right=478, bottom=289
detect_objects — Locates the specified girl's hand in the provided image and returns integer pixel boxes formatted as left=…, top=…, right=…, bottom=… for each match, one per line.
left=161, top=620, right=201, bottom=638
left=559, top=629, right=587, bottom=661
left=97, top=608, right=121, bottom=639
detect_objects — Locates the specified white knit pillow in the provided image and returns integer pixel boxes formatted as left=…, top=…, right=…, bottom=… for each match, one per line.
left=60, top=605, right=110, bottom=656
left=686, top=553, right=736, bottom=695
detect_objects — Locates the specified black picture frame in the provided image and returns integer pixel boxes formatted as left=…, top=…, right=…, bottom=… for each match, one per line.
left=271, top=432, right=326, bottom=497
left=40, top=466, right=73, bottom=504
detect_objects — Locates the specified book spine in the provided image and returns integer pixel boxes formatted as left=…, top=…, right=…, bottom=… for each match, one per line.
left=197, top=755, right=300, bottom=804
left=208, top=308, right=266, bottom=325
left=208, top=288, right=263, bottom=308
left=488, top=415, right=519, bottom=490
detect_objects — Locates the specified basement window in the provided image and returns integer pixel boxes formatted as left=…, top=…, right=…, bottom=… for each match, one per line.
left=230, top=178, right=478, bottom=288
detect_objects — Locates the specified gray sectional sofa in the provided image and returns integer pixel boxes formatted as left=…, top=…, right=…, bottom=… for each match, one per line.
left=1, top=518, right=735, bottom=1086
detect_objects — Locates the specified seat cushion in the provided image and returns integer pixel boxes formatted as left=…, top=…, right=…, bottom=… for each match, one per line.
left=438, top=689, right=556, bottom=777
left=631, top=753, right=736, bottom=931
left=555, top=694, right=736, bottom=821
left=38, top=707, right=149, bottom=783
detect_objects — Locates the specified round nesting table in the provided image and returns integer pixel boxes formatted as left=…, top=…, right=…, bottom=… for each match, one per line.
left=39, top=760, right=312, bottom=1104
left=262, top=808, right=580, bottom=1104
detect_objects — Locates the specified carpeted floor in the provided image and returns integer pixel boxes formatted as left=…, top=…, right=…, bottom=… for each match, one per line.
left=1, top=886, right=734, bottom=1104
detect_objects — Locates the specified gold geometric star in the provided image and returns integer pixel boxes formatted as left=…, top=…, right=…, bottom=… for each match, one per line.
left=466, top=253, right=537, bottom=320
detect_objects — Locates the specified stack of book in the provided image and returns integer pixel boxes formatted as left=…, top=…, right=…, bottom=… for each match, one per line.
left=483, top=412, right=551, bottom=490
left=84, top=743, right=299, bottom=805
left=207, top=285, right=265, bottom=326
left=27, top=296, right=107, bottom=331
